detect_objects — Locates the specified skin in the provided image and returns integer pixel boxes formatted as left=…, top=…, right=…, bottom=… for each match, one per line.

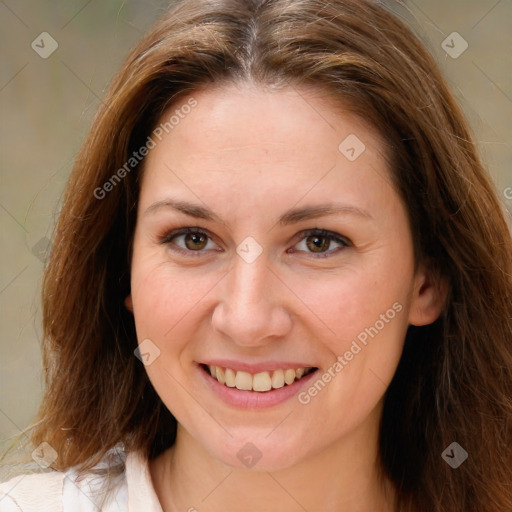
left=126, top=82, right=445, bottom=512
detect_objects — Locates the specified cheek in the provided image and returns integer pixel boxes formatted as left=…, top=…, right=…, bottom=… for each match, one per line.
left=293, top=278, right=409, bottom=441
left=129, top=246, right=220, bottom=337
left=294, top=253, right=413, bottom=352
left=128, top=255, right=217, bottom=407
left=292, top=247, right=413, bottom=416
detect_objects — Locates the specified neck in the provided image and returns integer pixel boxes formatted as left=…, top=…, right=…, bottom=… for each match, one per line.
left=150, top=410, right=395, bottom=512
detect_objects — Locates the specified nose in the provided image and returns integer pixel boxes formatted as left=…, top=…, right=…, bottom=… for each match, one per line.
left=211, top=254, right=293, bottom=347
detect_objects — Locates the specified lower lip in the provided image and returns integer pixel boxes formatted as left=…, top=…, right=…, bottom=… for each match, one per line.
left=198, top=364, right=319, bottom=409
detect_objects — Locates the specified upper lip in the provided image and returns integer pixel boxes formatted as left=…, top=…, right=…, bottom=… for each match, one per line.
left=200, top=360, right=317, bottom=373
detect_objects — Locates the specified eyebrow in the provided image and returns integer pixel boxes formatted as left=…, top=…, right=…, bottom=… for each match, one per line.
left=144, top=199, right=372, bottom=224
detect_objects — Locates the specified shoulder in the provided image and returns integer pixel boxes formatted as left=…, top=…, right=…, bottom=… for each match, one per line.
left=0, top=470, right=65, bottom=512
left=0, top=445, right=133, bottom=512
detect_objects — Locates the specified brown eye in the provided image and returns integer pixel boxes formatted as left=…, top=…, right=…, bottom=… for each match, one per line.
left=292, top=229, right=350, bottom=257
left=305, top=235, right=331, bottom=253
left=184, top=232, right=208, bottom=250
left=161, top=228, right=218, bottom=254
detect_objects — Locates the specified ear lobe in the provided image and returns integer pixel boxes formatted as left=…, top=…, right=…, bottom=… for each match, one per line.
left=408, top=263, right=448, bottom=327
left=124, top=294, right=134, bottom=313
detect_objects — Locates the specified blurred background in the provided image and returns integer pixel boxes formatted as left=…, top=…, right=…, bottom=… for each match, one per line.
left=1, top=0, right=511, bottom=464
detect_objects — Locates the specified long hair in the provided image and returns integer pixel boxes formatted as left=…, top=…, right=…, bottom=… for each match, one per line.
left=19, top=0, right=512, bottom=510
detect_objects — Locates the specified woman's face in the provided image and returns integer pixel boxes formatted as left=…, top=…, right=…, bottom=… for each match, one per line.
left=128, top=83, right=441, bottom=470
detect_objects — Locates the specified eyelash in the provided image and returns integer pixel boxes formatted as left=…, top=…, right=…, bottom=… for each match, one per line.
left=159, top=227, right=352, bottom=258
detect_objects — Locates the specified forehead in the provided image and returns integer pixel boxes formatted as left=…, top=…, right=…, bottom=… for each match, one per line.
left=138, top=83, right=396, bottom=217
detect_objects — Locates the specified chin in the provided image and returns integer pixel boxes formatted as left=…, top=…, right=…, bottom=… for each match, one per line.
left=202, top=434, right=308, bottom=472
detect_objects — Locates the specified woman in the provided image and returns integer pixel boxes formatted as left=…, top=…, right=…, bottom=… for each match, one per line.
left=1, top=0, right=511, bottom=510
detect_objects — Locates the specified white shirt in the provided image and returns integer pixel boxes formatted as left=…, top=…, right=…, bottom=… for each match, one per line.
left=0, top=446, right=163, bottom=512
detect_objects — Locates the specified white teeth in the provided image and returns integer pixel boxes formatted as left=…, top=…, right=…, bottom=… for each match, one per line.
left=206, top=365, right=313, bottom=392
left=235, top=371, right=253, bottom=391
left=271, top=369, right=285, bottom=389
left=215, top=366, right=225, bottom=385
left=224, top=368, right=236, bottom=387
left=253, top=371, right=272, bottom=392
left=284, top=369, right=296, bottom=385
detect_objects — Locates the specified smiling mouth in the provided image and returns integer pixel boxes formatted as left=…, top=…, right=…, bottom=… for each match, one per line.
left=201, top=364, right=318, bottom=392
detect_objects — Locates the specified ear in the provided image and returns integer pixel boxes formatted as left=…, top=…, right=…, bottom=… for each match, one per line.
left=408, top=262, right=448, bottom=326
left=124, top=294, right=134, bottom=313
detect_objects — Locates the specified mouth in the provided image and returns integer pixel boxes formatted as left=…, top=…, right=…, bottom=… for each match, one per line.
left=200, top=363, right=318, bottom=393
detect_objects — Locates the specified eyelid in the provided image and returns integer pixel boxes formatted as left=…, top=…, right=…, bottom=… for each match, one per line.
left=159, top=227, right=222, bottom=255
left=292, top=228, right=351, bottom=246
left=288, top=228, right=352, bottom=257
left=159, top=226, right=352, bottom=257
left=159, top=226, right=216, bottom=244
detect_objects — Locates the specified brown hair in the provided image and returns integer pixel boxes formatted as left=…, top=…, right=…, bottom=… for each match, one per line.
left=15, top=0, right=512, bottom=510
